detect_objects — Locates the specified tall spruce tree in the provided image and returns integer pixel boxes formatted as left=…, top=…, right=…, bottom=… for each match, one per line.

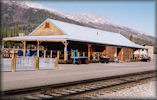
left=129, top=33, right=133, bottom=41
left=13, top=23, right=19, bottom=36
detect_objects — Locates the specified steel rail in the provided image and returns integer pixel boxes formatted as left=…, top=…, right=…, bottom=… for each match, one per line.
left=1, top=70, right=156, bottom=100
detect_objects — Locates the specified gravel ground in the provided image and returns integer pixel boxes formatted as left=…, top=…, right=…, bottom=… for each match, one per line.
left=92, top=81, right=156, bottom=99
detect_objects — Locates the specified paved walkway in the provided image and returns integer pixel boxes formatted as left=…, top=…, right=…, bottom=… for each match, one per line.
left=1, top=61, right=155, bottom=91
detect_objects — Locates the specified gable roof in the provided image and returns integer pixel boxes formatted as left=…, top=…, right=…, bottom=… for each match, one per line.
left=3, top=18, right=147, bottom=49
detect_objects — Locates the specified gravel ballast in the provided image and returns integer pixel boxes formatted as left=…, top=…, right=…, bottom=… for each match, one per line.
left=93, top=81, right=156, bottom=99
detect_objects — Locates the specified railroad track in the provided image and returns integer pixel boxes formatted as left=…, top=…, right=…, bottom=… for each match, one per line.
left=2, top=70, right=156, bottom=100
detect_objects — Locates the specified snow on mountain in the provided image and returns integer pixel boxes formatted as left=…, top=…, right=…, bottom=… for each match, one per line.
left=66, top=12, right=127, bottom=30
left=2, top=0, right=155, bottom=42
left=67, top=12, right=112, bottom=24
left=3, top=0, right=68, bottom=18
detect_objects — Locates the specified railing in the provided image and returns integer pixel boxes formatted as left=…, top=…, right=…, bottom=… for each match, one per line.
left=1, top=48, right=104, bottom=61
left=1, top=48, right=64, bottom=59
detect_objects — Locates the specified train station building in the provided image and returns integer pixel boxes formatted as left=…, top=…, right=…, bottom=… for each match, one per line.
left=2, top=18, right=148, bottom=63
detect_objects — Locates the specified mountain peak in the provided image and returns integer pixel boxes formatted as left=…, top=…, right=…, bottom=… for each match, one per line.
left=67, top=12, right=111, bottom=24
left=1, top=1, right=155, bottom=43
left=2, top=0, right=68, bottom=17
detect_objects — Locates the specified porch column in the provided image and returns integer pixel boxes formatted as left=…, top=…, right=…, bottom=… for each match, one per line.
left=62, top=41, right=69, bottom=61
left=50, top=50, right=53, bottom=58
left=139, top=49, right=141, bottom=59
left=2, top=40, right=6, bottom=48
left=44, top=50, right=46, bottom=58
left=23, top=40, right=26, bottom=56
left=121, top=48, right=123, bottom=62
left=88, top=44, right=91, bottom=60
left=146, top=49, right=148, bottom=57
left=37, top=41, right=40, bottom=57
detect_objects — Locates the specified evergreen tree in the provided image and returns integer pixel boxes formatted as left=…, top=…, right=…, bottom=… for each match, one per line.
left=5, top=24, right=9, bottom=37
left=129, top=33, right=133, bottom=41
left=10, top=29, right=13, bottom=37
left=13, top=23, right=19, bottom=36
left=2, top=23, right=6, bottom=37
left=15, top=24, right=19, bottom=36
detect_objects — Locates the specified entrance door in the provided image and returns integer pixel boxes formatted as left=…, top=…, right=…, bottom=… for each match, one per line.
left=117, top=48, right=122, bottom=61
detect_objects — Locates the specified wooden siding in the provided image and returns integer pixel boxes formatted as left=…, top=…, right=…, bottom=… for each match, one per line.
left=106, top=46, right=117, bottom=61
left=30, top=21, right=64, bottom=36
left=103, top=49, right=106, bottom=56
left=123, top=48, right=130, bottom=62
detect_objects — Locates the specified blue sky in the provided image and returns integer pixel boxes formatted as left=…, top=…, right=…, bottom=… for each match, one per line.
left=35, top=1, right=155, bottom=36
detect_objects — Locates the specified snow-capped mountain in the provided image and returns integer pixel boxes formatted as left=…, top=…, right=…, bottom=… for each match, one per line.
left=66, top=12, right=148, bottom=36
left=1, top=0, right=155, bottom=43
left=3, top=0, right=69, bottom=18
left=67, top=12, right=112, bottom=25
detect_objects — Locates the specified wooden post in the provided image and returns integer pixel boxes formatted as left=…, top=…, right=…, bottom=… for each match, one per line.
left=97, top=53, right=100, bottom=61
left=88, top=44, right=91, bottom=60
left=64, top=51, right=67, bottom=61
left=146, top=49, right=148, bottom=57
left=50, top=50, right=53, bottom=58
left=44, top=50, right=46, bottom=58
left=11, top=50, right=16, bottom=72
left=92, top=52, right=95, bottom=60
left=57, top=50, right=60, bottom=59
left=72, top=52, right=74, bottom=57
left=83, top=52, right=85, bottom=57
left=37, top=41, right=40, bottom=57
left=56, top=57, right=58, bottom=69
left=63, top=41, right=68, bottom=61
left=139, top=49, right=141, bottom=60
left=2, top=40, right=5, bottom=48
left=23, top=41, right=26, bottom=56
left=36, top=56, right=39, bottom=70
left=78, top=52, right=80, bottom=57
left=121, top=48, right=123, bottom=63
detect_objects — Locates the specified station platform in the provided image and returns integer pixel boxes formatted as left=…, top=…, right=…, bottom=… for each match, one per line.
left=1, top=61, right=155, bottom=91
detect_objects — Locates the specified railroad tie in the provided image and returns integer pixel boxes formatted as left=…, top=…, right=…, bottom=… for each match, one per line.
left=94, top=85, right=103, bottom=88
left=33, top=94, right=54, bottom=99
left=24, top=95, right=42, bottom=100
left=71, top=88, right=85, bottom=92
left=62, top=89, right=77, bottom=94
left=47, top=93, right=62, bottom=97
left=55, top=91, right=70, bottom=95
left=49, top=91, right=70, bottom=96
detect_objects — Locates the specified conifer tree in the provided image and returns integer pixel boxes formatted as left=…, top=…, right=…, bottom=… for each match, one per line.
left=129, top=33, right=133, bottom=41
left=15, top=24, right=19, bottom=36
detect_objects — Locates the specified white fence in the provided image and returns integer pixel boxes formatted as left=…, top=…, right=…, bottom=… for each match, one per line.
left=39, top=58, right=55, bottom=70
left=16, top=56, right=36, bottom=71
left=1, top=57, right=56, bottom=72
left=1, top=58, right=12, bottom=71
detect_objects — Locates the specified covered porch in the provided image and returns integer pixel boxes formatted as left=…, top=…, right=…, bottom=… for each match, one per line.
left=2, top=37, right=147, bottom=63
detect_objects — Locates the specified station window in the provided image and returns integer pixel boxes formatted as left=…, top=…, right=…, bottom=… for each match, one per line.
left=45, top=22, right=50, bottom=28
